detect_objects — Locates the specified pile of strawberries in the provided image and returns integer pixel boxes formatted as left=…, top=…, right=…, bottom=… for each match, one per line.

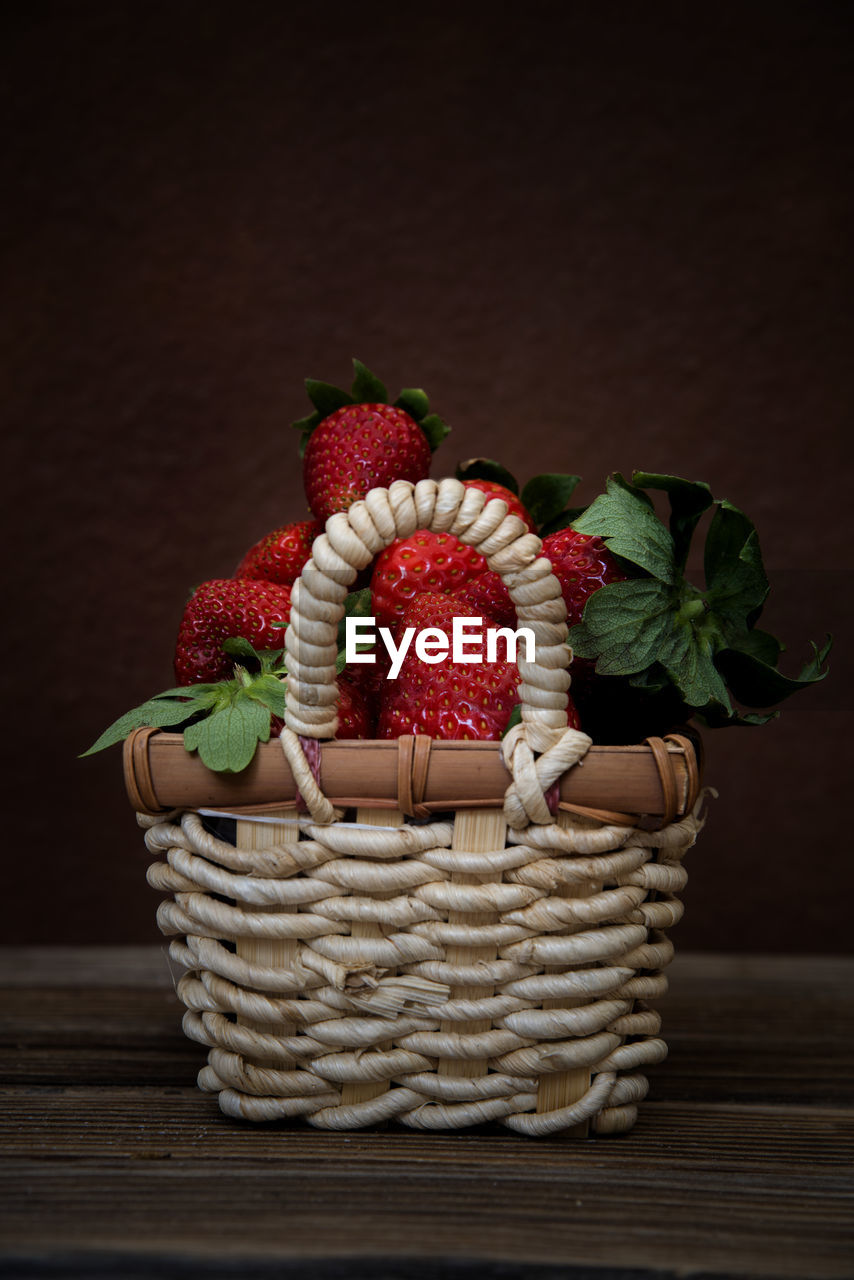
left=87, top=360, right=829, bottom=773
left=172, top=361, right=625, bottom=742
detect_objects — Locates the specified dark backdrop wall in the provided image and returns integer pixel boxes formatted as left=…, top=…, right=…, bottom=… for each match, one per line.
left=3, top=2, right=852, bottom=949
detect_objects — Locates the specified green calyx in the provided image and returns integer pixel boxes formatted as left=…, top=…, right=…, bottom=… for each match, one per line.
left=293, top=358, right=451, bottom=458
left=82, top=640, right=288, bottom=774
left=568, top=472, right=831, bottom=728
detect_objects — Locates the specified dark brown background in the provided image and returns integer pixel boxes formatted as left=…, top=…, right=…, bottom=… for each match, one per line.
left=3, top=2, right=852, bottom=949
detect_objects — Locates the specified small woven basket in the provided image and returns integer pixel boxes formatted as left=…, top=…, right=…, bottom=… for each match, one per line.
left=127, top=478, right=704, bottom=1136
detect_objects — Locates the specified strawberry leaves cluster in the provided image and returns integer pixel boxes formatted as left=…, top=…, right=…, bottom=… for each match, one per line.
left=82, top=640, right=287, bottom=772
left=567, top=472, right=831, bottom=729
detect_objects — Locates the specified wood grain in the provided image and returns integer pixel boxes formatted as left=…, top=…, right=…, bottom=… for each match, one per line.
left=1, top=949, right=852, bottom=1279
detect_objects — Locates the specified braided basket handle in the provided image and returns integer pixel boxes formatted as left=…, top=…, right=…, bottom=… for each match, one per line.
left=284, top=477, right=571, bottom=752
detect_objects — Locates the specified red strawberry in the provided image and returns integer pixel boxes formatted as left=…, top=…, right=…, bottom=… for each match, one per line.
left=174, top=579, right=292, bottom=685
left=462, top=479, right=536, bottom=533
left=377, top=594, right=521, bottom=741
left=234, top=519, right=322, bottom=586
left=269, top=675, right=372, bottom=741
left=304, top=403, right=431, bottom=522
left=341, top=644, right=393, bottom=722
left=451, top=570, right=516, bottom=628
left=336, top=676, right=372, bottom=738
left=371, top=530, right=487, bottom=629
left=270, top=675, right=371, bottom=740
left=541, top=527, right=627, bottom=630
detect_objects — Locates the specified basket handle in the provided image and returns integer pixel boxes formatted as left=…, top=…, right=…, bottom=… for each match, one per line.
left=284, top=477, right=571, bottom=752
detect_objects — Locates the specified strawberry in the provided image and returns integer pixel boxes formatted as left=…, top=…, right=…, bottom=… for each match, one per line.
left=174, top=579, right=292, bottom=685
left=304, top=403, right=432, bottom=522
left=341, top=643, right=393, bottom=723
left=335, top=675, right=373, bottom=738
left=451, top=570, right=516, bottom=628
left=270, top=674, right=371, bottom=741
left=293, top=360, right=450, bottom=522
left=234, top=519, right=322, bottom=586
left=376, top=594, right=520, bottom=740
left=371, top=530, right=487, bottom=629
left=462, top=479, right=537, bottom=533
left=378, top=593, right=581, bottom=740
left=541, top=527, right=627, bottom=631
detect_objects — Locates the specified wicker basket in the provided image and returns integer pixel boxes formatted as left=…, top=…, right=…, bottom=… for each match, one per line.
left=126, top=478, right=704, bottom=1136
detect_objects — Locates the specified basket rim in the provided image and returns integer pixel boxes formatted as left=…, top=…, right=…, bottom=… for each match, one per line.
left=124, top=728, right=701, bottom=826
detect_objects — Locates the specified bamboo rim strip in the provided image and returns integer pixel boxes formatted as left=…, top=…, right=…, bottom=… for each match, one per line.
left=124, top=732, right=700, bottom=824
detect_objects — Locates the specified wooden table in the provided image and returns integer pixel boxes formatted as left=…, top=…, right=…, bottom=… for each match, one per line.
left=1, top=948, right=852, bottom=1279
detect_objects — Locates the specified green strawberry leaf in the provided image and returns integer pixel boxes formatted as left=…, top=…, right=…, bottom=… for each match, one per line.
left=221, top=637, right=285, bottom=676
left=562, top=471, right=831, bottom=733
left=631, top=472, right=714, bottom=569
left=570, top=578, right=731, bottom=710
left=663, top=632, right=732, bottom=710
left=501, top=703, right=522, bottom=737
left=183, top=694, right=272, bottom=773
left=569, top=579, right=674, bottom=675
left=80, top=687, right=220, bottom=756
left=295, top=378, right=353, bottom=457
left=572, top=474, right=677, bottom=584
left=222, top=636, right=262, bottom=662
left=395, top=387, right=430, bottom=420
left=455, top=458, right=519, bottom=493
left=716, top=635, right=831, bottom=708
left=81, top=657, right=288, bottom=771
left=335, top=643, right=372, bottom=675
left=726, top=627, right=782, bottom=667
left=350, top=359, right=388, bottom=403
left=624, top=664, right=672, bottom=696
left=140, top=684, right=223, bottom=700
left=419, top=412, right=451, bottom=451
left=304, top=379, right=354, bottom=417
left=336, top=588, right=373, bottom=648
left=695, top=701, right=779, bottom=728
left=521, top=473, right=582, bottom=529
left=539, top=506, right=587, bottom=537
left=335, top=588, right=375, bottom=673
left=259, top=648, right=286, bottom=674
left=293, top=410, right=322, bottom=458
left=704, top=501, right=769, bottom=630
left=243, top=673, right=287, bottom=718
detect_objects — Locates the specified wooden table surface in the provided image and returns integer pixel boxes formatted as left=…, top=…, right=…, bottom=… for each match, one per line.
left=1, top=948, right=852, bottom=1279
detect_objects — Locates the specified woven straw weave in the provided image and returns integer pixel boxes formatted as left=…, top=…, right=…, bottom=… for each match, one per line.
left=139, top=478, right=703, bottom=1135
